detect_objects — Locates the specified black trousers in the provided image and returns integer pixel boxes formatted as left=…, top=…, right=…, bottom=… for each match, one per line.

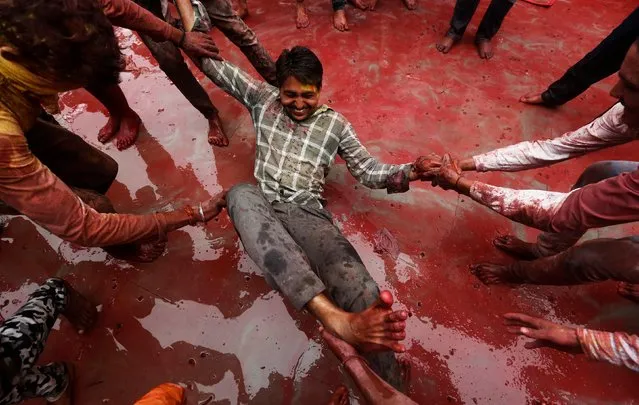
left=447, top=0, right=516, bottom=41
left=542, top=6, right=639, bottom=106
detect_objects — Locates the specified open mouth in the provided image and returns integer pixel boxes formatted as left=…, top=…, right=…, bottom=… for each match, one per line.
left=289, top=107, right=308, bottom=119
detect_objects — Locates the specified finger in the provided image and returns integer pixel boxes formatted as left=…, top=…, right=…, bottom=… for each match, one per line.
left=519, top=327, right=546, bottom=340
left=503, top=313, right=541, bottom=327
left=506, top=326, right=524, bottom=335
left=386, top=321, right=406, bottom=332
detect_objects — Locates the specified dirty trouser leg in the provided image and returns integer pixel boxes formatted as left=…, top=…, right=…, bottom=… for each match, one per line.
left=203, top=0, right=277, bottom=85
left=274, top=203, right=404, bottom=392
left=506, top=236, right=639, bottom=285
left=226, top=184, right=325, bottom=309
left=534, top=160, right=639, bottom=257
left=137, top=0, right=219, bottom=119
left=0, top=279, right=69, bottom=404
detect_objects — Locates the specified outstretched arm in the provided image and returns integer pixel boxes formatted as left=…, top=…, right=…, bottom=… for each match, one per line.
left=460, top=103, right=634, bottom=172
left=200, top=58, right=267, bottom=109
left=435, top=155, right=639, bottom=233
left=504, top=313, right=639, bottom=373
left=337, top=123, right=416, bottom=193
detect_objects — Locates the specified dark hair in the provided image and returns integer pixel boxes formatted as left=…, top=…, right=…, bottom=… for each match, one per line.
left=276, top=46, right=323, bottom=89
left=0, top=0, right=124, bottom=87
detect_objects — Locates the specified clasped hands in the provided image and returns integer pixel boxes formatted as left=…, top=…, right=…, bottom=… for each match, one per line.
left=410, top=153, right=463, bottom=191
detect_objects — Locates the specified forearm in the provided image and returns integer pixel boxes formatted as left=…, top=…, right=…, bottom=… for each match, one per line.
left=577, top=328, right=639, bottom=372
left=99, top=0, right=182, bottom=44
left=465, top=181, right=569, bottom=231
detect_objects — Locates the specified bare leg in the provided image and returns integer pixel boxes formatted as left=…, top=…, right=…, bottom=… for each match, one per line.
left=296, top=0, right=310, bottom=28
left=472, top=237, right=639, bottom=288
left=87, top=85, right=141, bottom=151
left=322, top=330, right=418, bottom=405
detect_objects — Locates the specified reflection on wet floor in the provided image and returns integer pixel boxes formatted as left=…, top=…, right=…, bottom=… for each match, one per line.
left=2, top=0, right=639, bottom=403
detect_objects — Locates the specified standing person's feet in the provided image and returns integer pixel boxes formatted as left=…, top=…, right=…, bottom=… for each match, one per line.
left=208, top=115, right=230, bottom=147
left=324, top=291, right=408, bottom=353
left=296, top=2, right=310, bottom=28
left=475, top=38, right=494, bottom=59
left=97, top=108, right=142, bottom=151
left=235, top=0, right=249, bottom=19
left=520, top=93, right=545, bottom=105
left=618, top=282, right=639, bottom=303
left=62, top=283, right=97, bottom=334
left=470, top=263, right=521, bottom=284
left=350, top=0, right=369, bottom=10
left=333, top=9, right=349, bottom=31
left=402, top=0, right=417, bottom=10
left=327, top=386, right=350, bottom=405
left=49, top=363, right=74, bottom=405
left=436, top=34, right=458, bottom=54
left=493, top=235, right=541, bottom=260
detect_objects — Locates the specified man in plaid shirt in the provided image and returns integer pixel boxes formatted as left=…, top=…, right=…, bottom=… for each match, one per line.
left=201, top=46, right=425, bottom=390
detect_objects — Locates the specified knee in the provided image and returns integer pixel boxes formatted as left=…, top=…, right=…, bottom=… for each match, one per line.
left=226, top=183, right=260, bottom=215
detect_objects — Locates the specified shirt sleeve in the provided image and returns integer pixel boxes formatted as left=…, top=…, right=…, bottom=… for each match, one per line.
left=468, top=170, right=639, bottom=233
left=577, top=328, right=639, bottom=372
left=200, top=59, right=268, bottom=109
left=337, top=122, right=412, bottom=193
left=98, top=0, right=181, bottom=43
left=0, top=131, right=170, bottom=247
left=473, top=103, right=635, bottom=172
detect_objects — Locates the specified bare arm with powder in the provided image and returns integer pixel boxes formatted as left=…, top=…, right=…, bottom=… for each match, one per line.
left=434, top=154, right=639, bottom=234
left=457, top=103, right=635, bottom=172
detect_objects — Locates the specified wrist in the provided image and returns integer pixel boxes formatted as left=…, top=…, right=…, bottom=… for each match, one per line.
left=459, top=158, right=476, bottom=172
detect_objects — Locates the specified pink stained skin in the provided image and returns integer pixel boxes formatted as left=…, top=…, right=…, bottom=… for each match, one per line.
left=326, top=386, right=350, bottom=405
left=333, top=9, right=349, bottom=32
left=207, top=114, right=230, bottom=147
left=295, top=1, right=310, bottom=28
left=519, top=92, right=545, bottom=105
left=476, top=39, right=494, bottom=60
left=435, top=34, right=458, bottom=54
left=493, top=235, right=541, bottom=260
left=321, top=329, right=417, bottom=404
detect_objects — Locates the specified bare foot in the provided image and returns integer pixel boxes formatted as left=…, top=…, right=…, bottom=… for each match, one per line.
left=97, top=116, right=119, bottom=144
left=327, top=291, right=408, bottom=353
left=436, top=34, right=458, bottom=54
left=236, top=0, right=249, bottom=19
left=333, top=9, right=349, bottom=32
left=402, top=0, right=417, bottom=10
left=114, top=109, right=142, bottom=151
left=104, top=240, right=167, bottom=263
left=476, top=38, right=494, bottom=59
left=208, top=115, right=230, bottom=147
left=618, top=282, right=639, bottom=304
left=369, top=0, right=379, bottom=10
left=296, top=3, right=310, bottom=28
left=520, top=92, right=545, bottom=105
left=49, top=362, right=74, bottom=405
left=350, top=0, right=369, bottom=10
left=493, top=235, right=540, bottom=260
left=62, top=282, right=97, bottom=334
left=327, top=386, right=350, bottom=405
left=470, top=263, right=520, bottom=285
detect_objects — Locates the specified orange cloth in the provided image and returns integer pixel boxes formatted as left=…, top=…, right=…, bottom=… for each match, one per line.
left=135, top=384, right=186, bottom=405
left=0, top=14, right=170, bottom=247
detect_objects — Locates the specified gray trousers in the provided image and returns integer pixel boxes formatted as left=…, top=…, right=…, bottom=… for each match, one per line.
left=227, top=184, right=404, bottom=390
left=534, top=160, right=639, bottom=256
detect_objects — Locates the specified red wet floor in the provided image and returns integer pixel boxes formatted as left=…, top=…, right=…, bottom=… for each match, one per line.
left=3, top=0, right=639, bottom=403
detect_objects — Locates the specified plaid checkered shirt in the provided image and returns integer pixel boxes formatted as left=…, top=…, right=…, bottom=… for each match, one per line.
left=202, top=59, right=412, bottom=208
